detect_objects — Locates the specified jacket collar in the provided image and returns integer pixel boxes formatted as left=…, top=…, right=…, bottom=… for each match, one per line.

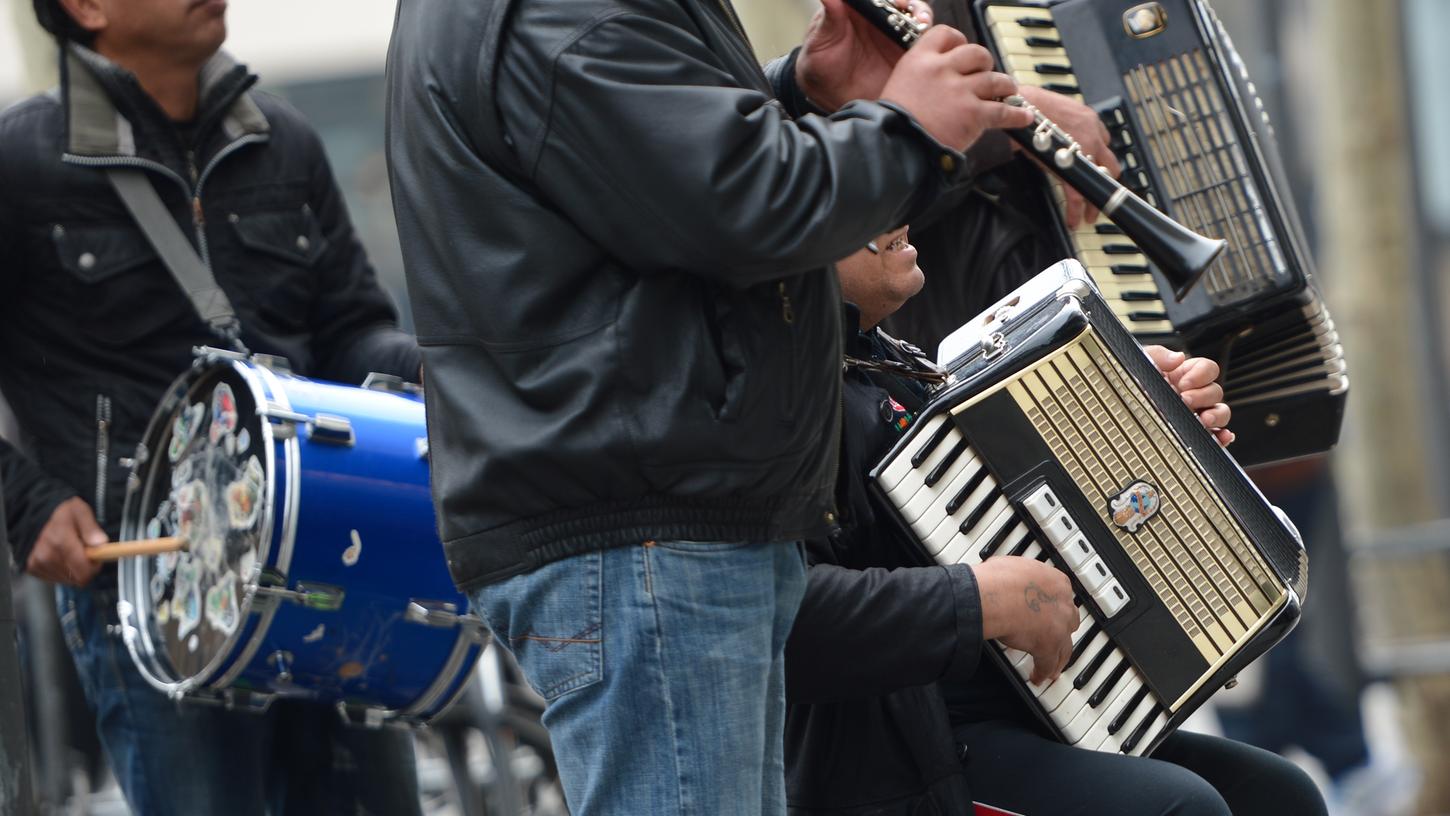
left=62, top=43, right=268, bottom=158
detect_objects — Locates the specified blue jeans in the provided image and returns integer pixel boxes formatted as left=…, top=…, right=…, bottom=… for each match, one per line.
left=471, top=539, right=808, bottom=816
left=56, top=585, right=421, bottom=815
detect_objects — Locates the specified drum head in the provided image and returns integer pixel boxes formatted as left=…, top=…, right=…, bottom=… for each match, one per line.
left=121, top=362, right=276, bottom=689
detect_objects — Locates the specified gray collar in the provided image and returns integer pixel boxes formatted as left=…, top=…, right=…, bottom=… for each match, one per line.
left=64, top=44, right=269, bottom=158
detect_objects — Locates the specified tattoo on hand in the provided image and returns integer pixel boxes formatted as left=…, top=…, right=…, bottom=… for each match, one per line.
left=1024, top=582, right=1057, bottom=613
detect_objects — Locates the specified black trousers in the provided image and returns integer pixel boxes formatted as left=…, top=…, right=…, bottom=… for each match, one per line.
left=956, top=719, right=1327, bottom=816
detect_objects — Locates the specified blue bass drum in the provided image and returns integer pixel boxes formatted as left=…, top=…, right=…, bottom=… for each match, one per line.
left=117, top=351, right=484, bottom=724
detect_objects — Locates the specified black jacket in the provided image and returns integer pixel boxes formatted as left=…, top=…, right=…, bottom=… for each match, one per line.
left=784, top=306, right=985, bottom=815
left=385, top=0, right=986, bottom=590
left=0, top=46, right=419, bottom=570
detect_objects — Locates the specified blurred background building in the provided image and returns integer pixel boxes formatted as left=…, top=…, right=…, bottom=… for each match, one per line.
left=2, top=0, right=1448, bottom=812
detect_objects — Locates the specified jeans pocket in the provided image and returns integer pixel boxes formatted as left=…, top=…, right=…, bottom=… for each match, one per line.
left=478, top=552, right=604, bottom=702
left=57, top=588, right=87, bottom=654
left=653, top=538, right=757, bottom=553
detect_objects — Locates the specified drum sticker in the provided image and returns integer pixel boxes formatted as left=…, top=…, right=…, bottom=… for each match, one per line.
left=341, top=529, right=362, bottom=567
left=155, top=598, right=171, bottom=625
left=149, top=572, right=167, bottom=602
left=226, top=456, right=264, bottom=531
left=204, top=571, right=240, bottom=636
left=168, top=402, right=205, bottom=462
left=176, top=480, right=215, bottom=562
left=1110, top=480, right=1163, bottom=533
left=303, top=624, right=326, bottom=643
left=188, top=634, right=199, bottom=653
left=209, top=383, right=238, bottom=445
left=174, top=556, right=202, bottom=640
left=236, top=428, right=251, bottom=452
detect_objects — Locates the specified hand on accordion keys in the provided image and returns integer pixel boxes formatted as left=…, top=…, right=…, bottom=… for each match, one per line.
left=1144, top=345, right=1235, bottom=448
left=975, top=556, right=1081, bottom=685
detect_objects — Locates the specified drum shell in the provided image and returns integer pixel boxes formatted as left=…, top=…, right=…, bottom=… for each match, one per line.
left=120, top=360, right=481, bottom=721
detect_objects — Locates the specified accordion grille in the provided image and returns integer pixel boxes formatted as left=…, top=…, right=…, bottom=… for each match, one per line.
left=1123, top=50, right=1287, bottom=304
left=997, top=330, right=1287, bottom=662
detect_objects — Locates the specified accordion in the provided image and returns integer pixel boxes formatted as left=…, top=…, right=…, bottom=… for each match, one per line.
left=972, top=0, right=1347, bottom=466
left=872, top=261, right=1305, bottom=756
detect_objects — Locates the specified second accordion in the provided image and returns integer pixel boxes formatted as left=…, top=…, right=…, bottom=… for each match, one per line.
left=973, top=0, right=1348, bottom=465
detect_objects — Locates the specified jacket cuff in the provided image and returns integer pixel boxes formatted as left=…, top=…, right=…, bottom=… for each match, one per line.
left=941, top=562, right=984, bottom=683
left=870, top=100, right=975, bottom=187
left=764, top=48, right=829, bottom=120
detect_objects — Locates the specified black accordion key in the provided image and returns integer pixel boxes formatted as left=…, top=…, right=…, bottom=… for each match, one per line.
left=1065, top=622, right=1101, bottom=670
left=1089, top=659, right=1130, bottom=708
left=1073, top=641, right=1114, bottom=690
left=961, top=485, right=1002, bottom=531
left=977, top=520, right=1021, bottom=558
left=945, top=466, right=991, bottom=515
left=1121, top=703, right=1165, bottom=754
left=925, top=437, right=970, bottom=487
left=911, top=420, right=954, bottom=468
left=1109, top=687, right=1153, bottom=736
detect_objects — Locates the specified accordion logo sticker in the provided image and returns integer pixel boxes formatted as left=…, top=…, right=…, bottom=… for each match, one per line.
left=1123, top=2, right=1167, bottom=38
left=1110, top=481, right=1163, bottom=533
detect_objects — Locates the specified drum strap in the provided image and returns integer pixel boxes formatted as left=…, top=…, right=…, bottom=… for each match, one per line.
left=105, top=168, right=248, bottom=353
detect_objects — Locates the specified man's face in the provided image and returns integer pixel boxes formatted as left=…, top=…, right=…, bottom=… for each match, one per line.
left=83, top=0, right=227, bottom=64
left=836, top=225, right=925, bottom=327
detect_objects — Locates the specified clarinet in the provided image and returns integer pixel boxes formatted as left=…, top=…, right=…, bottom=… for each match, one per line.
left=842, top=0, right=1226, bottom=298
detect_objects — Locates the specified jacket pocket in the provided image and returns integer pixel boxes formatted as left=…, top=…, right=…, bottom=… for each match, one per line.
left=50, top=223, right=193, bottom=347
left=227, top=205, right=326, bottom=330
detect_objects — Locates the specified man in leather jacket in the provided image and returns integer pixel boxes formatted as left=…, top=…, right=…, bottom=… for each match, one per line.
left=385, top=0, right=1038, bottom=810
left=782, top=227, right=1325, bottom=815
left=0, top=1, right=423, bottom=811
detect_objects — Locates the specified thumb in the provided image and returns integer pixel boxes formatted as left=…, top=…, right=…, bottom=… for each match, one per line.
left=72, top=502, right=110, bottom=547
left=813, top=0, right=851, bottom=41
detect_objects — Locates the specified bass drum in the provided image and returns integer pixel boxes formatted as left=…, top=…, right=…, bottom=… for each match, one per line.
left=117, top=351, right=484, bottom=724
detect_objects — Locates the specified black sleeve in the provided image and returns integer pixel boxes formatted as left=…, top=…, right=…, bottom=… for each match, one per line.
left=763, top=49, right=827, bottom=121
left=301, top=130, right=423, bottom=386
left=1, top=438, right=78, bottom=571
left=500, top=10, right=971, bottom=288
left=785, top=552, right=984, bottom=703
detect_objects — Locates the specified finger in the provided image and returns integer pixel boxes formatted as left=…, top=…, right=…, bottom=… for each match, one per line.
left=26, top=548, right=61, bottom=584
left=63, top=543, right=102, bottom=587
left=980, top=99, right=1035, bottom=131
left=917, top=23, right=969, bottom=53
left=1143, top=345, right=1186, bottom=376
left=70, top=502, right=110, bottom=548
left=1197, top=402, right=1231, bottom=432
left=1173, top=357, right=1221, bottom=392
left=1216, top=428, right=1236, bottom=448
left=962, top=67, right=1017, bottom=100
left=1063, top=188, right=1086, bottom=230
left=912, top=0, right=933, bottom=24
left=1097, top=140, right=1122, bottom=179
left=1181, top=383, right=1225, bottom=412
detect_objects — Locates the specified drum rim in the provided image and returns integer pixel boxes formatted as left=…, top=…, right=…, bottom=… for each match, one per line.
left=118, top=357, right=293, bottom=698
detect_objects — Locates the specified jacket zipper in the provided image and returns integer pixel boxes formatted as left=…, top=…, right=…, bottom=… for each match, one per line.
left=64, top=133, right=266, bottom=270
left=778, top=280, right=798, bottom=420
left=94, top=394, right=112, bottom=524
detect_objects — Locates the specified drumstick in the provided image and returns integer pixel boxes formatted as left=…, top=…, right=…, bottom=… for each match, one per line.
left=85, top=536, right=189, bottom=562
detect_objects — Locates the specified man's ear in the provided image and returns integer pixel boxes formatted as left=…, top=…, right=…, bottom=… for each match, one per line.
left=54, top=0, right=106, bottom=36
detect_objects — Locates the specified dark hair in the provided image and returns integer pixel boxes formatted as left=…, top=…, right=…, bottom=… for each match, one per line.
left=32, top=0, right=94, bottom=43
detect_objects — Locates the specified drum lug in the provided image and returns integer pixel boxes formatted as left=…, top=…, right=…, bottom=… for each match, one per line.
left=253, top=569, right=346, bottom=612
left=192, top=345, right=248, bottom=365
left=269, top=650, right=295, bottom=685
left=362, top=372, right=423, bottom=396
left=406, top=599, right=488, bottom=642
left=308, top=414, right=355, bottom=447
left=335, top=702, right=393, bottom=729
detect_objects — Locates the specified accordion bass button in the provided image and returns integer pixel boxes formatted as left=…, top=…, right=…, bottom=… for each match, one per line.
left=1224, top=676, right=1239, bottom=690
left=1022, top=484, right=1060, bottom=522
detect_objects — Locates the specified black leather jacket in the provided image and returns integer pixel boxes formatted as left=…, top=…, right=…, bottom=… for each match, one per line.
left=784, top=307, right=983, bottom=814
left=385, top=0, right=983, bottom=589
left=0, top=46, right=419, bottom=570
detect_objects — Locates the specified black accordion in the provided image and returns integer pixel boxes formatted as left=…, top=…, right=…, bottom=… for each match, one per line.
left=972, top=0, right=1347, bottom=466
left=871, top=261, right=1305, bottom=756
